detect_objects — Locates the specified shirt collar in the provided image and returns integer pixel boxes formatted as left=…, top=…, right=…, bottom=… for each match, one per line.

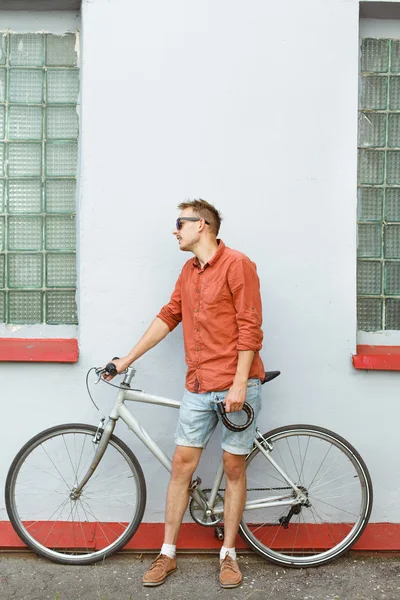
left=193, top=239, right=225, bottom=269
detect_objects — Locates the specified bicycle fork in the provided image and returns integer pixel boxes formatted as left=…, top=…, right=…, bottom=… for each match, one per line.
left=70, top=418, right=116, bottom=499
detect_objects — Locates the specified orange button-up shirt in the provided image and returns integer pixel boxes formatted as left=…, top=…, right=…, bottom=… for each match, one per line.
left=157, top=240, right=264, bottom=393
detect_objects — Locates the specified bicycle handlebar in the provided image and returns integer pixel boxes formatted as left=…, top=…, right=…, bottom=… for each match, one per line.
left=105, top=361, right=118, bottom=377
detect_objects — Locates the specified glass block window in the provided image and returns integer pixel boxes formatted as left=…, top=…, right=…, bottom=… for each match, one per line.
left=358, top=38, right=400, bottom=331
left=0, top=32, right=78, bottom=325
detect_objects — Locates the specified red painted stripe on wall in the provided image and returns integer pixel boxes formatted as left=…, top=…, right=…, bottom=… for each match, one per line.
left=353, top=345, right=400, bottom=371
left=1, top=522, right=400, bottom=552
left=0, top=338, right=79, bottom=362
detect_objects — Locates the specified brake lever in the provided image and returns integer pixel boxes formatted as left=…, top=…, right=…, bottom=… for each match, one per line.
left=94, top=367, right=105, bottom=384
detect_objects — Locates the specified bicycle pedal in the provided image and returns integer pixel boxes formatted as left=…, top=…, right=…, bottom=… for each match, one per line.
left=189, top=476, right=202, bottom=492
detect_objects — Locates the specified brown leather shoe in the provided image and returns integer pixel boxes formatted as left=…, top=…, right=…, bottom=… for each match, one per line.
left=219, top=553, right=243, bottom=588
left=142, top=554, right=177, bottom=587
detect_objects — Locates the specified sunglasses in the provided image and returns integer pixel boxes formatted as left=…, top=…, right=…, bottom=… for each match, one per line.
left=176, top=217, right=210, bottom=230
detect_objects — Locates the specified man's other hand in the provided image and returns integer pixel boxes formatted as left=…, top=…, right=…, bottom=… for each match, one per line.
left=224, top=382, right=247, bottom=413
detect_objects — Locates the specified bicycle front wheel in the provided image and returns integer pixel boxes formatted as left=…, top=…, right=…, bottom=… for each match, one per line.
left=5, top=423, right=146, bottom=565
left=240, top=424, right=373, bottom=567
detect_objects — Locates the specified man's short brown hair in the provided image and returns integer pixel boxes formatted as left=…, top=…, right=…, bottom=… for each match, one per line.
left=177, top=199, right=222, bottom=236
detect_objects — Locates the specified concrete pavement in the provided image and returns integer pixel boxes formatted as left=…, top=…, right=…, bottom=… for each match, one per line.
left=0, top=552, right=400, bottom=600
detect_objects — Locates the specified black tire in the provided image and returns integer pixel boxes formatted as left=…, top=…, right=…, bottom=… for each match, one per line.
left=5, top=423, right=147, bottom=565
left=240, top=424, right=373, bottom=567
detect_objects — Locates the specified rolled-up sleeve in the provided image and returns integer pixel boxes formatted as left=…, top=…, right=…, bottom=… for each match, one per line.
left=156, top=273, right=182, bottom=331
left=227, top=259, right=263, bottom=351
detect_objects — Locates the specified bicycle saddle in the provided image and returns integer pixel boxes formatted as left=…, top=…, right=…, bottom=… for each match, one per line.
left=261, top=371, right=281, bottom=384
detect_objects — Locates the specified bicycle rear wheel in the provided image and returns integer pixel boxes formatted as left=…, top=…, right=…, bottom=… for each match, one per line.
left=5, top=423, right=146, bottom=565
left=240, top=424, right=373, bottom=567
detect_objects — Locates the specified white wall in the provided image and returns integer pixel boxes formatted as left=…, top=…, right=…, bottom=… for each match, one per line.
left=1, top=0, right=398, bottom=524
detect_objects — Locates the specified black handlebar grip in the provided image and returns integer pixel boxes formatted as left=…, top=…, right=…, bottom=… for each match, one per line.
left=105, top=362, right=118, bottom=377
left=217, top=402, right=254, bottom=432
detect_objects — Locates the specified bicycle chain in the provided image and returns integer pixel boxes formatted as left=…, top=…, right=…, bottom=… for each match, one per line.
left=216, top=487, right=293, bottom=492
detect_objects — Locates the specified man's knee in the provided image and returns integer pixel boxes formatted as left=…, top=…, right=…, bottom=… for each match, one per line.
left=171, top=446, right=202, bottom=480
left=223, top=452, right=246, bottom=482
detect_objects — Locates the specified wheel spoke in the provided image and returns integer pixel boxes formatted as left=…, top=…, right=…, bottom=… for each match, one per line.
left=7, top=426, right=145, bottom=564
left=242, top=427, right=372, bottom=567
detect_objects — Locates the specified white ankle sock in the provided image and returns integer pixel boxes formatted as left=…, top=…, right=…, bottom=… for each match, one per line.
left=161, top=543, right=176, bottom=559
left=220, top=546, right=236, bottom=561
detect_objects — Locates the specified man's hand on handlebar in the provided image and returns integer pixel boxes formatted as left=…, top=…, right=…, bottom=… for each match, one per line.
left=102, top=357, right=131, bottom=381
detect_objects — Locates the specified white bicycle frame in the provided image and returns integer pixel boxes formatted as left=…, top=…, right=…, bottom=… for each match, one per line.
left=74, top=367, right=307, bottom=515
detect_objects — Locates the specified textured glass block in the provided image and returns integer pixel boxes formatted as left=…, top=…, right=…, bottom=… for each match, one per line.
left=391, top=40, right=400, bottom=73
left=0, top=143, right=4, bottom=177
left=45, top=216, right=76, bottom=250
left=46, top=253, right=76, bottom=287
left=0, top=34, right=6, bottom=65
left=386, top=188, right=400, bottom=222
left=357, top=298, right=382, bottom=331
left=8, top=290, right=42, bottom=324
left=9, top=69, right=43, bottom=103
left=387, top=151, right=400, bottom=184
left=0, top=254, right=4, bottom=288
left=47, top=70, right=79, bottom=104
left=361, top=39, right=389, bottom=73
left=0, top=105, right=4, bottom=140
left=46, top=106, right=78, bottom=140
left=358, top=223, right=382, bottom=258
left=388, top=114, right=400, bottom=148
left=358, top=188, right=383, bottom=221
left=358, top=150, right=384, bottom=184
left=8, top=180, right=42, bottom=214
left=357, top=261, right=381, bottom=295
left=8, top=143, right=42, bottom=177
left=9, top=34, right=44, bottom=67
left=0, top=68, right=5, bottom=102
left=359, top=113, right=386, bottom=148
left=8, top=106, right=42, bottom=140
left=0, top=179, right=4, bottom=212
left=46, top=34, right=77, bottom=67
left=46, top=143, right=77, bottom=176
left=389, top=77, right=400, bottom=110
left=45, top=179, right=76, bottom=213
left=386, top=299, right=400, bottom=330
left=384, top=225, right=400, bottom=258
left=385, top=262, right=400, bottom=295
left=0, top=291, right=4, bottom=323
left=360, top=76, right=387, bottom=110
left=8, top=216, right=42, bottom=251
left=0, top=217, right=3, bottom=251
left=46, top=291, right=77, bottom=324
left=8, top=253, right=42, bottom=288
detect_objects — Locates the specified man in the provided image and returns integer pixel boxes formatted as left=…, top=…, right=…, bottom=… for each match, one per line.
left=104, top=199, right=264, bottom=588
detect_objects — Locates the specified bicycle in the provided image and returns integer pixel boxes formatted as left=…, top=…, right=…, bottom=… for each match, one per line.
left=5, top=364, right=373, bottom=568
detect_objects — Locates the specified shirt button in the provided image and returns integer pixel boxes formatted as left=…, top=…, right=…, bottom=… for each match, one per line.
left=196, top=289, right=200, bottom=293
left=197, top=365, right=201, bottom=369
left=196, top=347, right=200, bottom=351
left=195, top=328, right=199, bottom=332
left=194, top=309, right=198, bottom=313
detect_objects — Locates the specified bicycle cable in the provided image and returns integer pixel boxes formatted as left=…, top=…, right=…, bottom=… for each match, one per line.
left=85, top=368, right=101, bottom=411
left=86, top=367, right=136, bottom=412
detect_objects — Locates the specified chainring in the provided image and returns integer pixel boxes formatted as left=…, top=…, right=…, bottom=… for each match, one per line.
left=189, top=488, right=224, bottom=526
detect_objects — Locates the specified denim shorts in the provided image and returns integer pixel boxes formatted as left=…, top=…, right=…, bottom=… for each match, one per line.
left=175, top=378, right=262, bottom=455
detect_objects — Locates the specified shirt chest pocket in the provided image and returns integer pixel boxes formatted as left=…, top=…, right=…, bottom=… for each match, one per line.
left=201, top=282, right=232, bottom=307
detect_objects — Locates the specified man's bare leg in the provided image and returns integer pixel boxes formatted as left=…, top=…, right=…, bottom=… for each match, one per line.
left=164, top=445, right=203, bottom=545
left=217, top=451, right=246, bottom=588
left=142, top=446, right=203, bottom=586
left=222, top=451, right=247, bottom=548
